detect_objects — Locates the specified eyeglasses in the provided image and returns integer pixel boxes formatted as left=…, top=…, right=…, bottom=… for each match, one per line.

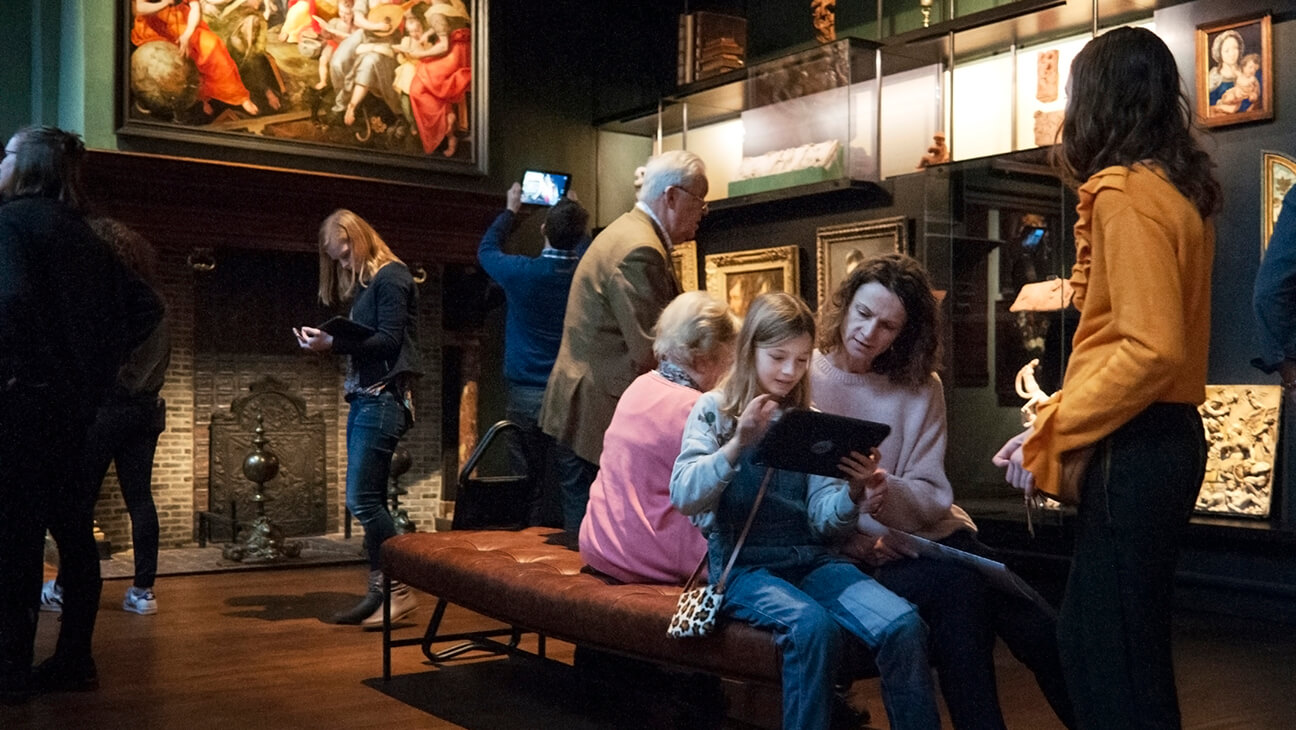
left=0, top=147, right=15, bottom=161
left=671, top=185, right=709, bottom=214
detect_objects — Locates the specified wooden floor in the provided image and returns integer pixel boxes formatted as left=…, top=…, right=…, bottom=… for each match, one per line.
left=2, top=564, right=1295, bottom=729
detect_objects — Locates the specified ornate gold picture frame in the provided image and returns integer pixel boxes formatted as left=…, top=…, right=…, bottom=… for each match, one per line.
left=1262, top=151, right=1296, bottom=253
left=671, top=241, right=699, bottom=292
left=815, top=217, right=907, bottom=306
left=705, top=245, right=799, bottom=319
left=1196, top=13, right=1273, bottom=129
left=118, top=0, right=489, bottom=175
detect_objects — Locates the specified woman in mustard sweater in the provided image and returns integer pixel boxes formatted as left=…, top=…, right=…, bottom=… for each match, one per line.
left=993, top=27, right=1220, bottom=729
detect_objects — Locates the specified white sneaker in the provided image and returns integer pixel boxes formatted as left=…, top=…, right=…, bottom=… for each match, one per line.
left=40, top=579, right=63, bottom=613
left=123, top=586, right=158, bottom=615
left=361, top=584, right=418, bottom=629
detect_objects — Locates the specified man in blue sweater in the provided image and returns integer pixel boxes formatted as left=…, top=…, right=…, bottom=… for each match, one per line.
left=478, top=183, right=589, bottom=526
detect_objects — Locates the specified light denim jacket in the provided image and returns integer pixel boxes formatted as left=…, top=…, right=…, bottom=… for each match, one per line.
left=668, top=390, right=859, bottom=538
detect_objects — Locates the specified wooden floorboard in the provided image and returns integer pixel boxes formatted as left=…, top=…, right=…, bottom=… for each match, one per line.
left=2, top=563, right=1295, bottom=729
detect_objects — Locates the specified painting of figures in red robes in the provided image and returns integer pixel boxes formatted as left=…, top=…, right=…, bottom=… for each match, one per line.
left=119, top=0, right=485, bottom=174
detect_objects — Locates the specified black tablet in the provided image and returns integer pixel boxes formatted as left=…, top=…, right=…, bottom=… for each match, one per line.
left=753, top=410, right=891, bottom=478
left=318, top=316, right=375, bottom=340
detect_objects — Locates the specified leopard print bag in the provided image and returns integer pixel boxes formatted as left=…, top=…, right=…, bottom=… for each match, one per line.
left=667, top=468, right=773, bottom=639
left=667, top=582, right=721, bottom=638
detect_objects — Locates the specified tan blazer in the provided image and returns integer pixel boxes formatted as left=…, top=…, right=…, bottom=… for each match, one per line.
left=539, top=207, right=681, bottom=464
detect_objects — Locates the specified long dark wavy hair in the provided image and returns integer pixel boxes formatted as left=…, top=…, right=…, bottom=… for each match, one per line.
left=817, top=253, right=941, bottom=388
left=1057, top=26, right=1220, bottom=218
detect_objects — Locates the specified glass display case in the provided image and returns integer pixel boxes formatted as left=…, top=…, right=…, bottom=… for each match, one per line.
left=911, top=149, right=1077, bottom=502
left=730, top=37, right=880, bottom=196
left=596, top=37, right=894, bottom=216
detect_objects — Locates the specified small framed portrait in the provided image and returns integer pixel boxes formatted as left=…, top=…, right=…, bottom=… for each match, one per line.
left=705, top=245, right=799, bottom=319
left=815, top=217, right=908, bottom=306
left=1196, top=13, right=1273, bottom=129
left=672, top=241, right=699, bottom=292
left=1262, top=151, right=1296, bottom=253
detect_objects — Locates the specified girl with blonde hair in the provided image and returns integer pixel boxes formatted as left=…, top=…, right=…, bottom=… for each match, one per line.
left=670, top=292, right=939, bottom=730
left=297, top=209, right=422, bottom=628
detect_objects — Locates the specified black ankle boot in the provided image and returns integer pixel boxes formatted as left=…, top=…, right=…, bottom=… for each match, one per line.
left=331, top=570, right=383, bottom=625
left=0, top=662, right=33, bottom=706
left=32, top=653, right=98, bottom=693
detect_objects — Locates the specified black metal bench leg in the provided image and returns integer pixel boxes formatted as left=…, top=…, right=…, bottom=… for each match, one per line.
left=382, top=572, right=392, bottom=680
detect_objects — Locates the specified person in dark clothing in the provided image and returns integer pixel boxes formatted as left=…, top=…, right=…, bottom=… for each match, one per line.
left=295, top=209, right=422, bottom=629
left=0, top=126, right=164, bottom=704
left=477, top=183, right=588, bottom=526
left=40, top=219, right=172, bottom=617
left=1252, top=186, right=1296, bottom=397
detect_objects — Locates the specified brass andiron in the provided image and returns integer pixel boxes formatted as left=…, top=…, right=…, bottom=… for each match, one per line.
left=223, top=414, right=302, bottom=562
left=920, top=0, right=933, bottom=28
left=389, top=446, right=416, bottom=534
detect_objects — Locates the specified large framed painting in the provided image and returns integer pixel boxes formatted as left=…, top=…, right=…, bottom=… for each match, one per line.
left=1196, top=13, right=1273, bottom=129
left=705, top=245, right=799, bottom=319
left=1262, top=151, right=1296, bottom=253
left=118, top=0, right=488, bottom=174
left=815, top=216, right=907, bottom=306
left=1195, top=385, right=1280, bottom=518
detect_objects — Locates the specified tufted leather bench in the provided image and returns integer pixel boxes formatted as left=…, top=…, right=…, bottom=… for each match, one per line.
left=379, top=527, right=782, bottom=685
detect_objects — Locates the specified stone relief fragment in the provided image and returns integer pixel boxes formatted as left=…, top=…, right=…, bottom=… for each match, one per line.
left=1196, top=385, right=1280, bottom=517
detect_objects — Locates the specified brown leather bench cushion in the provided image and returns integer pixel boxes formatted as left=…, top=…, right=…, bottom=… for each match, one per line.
left=381, top=527, right=781, bottom=685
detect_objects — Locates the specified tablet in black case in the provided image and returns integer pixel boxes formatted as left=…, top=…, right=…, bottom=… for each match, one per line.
left=318, top=316, right=375, bottom=340
left=754, top=410, right=891, bottom=478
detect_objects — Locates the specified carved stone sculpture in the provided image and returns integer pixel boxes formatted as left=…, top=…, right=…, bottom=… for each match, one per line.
left=1014, top=359, right=1050, bottom=428
left=811, top=0, right=835, bottom=44
left=1033, top=110, right=1064, bottom=147
left=1036, top=50, right=1059, bottom=103
left=917, top=133, right=950, bottom=169
left=1197, top=385, right=1280, bottom=517
left=736, top=139, right=840, bottom=180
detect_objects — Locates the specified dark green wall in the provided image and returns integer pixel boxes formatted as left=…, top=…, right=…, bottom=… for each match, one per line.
left=1155, top=1, right=1296, bottom=384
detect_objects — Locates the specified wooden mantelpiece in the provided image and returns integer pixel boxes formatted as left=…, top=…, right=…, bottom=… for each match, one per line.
left=83, top=149, right=500, bottom=264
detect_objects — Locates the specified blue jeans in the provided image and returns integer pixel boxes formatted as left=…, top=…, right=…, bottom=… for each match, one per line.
left=505, top=383, right=559, bottom=526
left=724, top=555, right=940, bottom=730
left=552, top=445, right=596, bottom=532
left=346, top=392, right=410, bottom=571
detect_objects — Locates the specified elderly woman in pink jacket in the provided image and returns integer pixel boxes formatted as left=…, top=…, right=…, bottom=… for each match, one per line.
left=578, top=291, right=737, bottom=584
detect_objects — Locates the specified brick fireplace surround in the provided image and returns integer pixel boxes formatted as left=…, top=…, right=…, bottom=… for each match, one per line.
left=82, top=150, right=498, bottom=553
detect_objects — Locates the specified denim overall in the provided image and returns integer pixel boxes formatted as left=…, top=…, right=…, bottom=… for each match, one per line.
left=709, top=449, right=940, bottom=730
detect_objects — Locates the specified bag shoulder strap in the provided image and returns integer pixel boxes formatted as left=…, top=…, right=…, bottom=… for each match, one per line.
left=714, top=467, right=773, bottom=593
left=680, top=467, right=775, bottom=593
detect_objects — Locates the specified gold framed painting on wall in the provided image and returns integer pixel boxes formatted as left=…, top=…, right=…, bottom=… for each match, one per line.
left=1196, top=13, right=1273, bottom=129
left=671, top=241, right=699, bottom=292
left=117, top=0, right=489, bottom=175
left=1262, top=151, right=1296, bottom=253
left=705, top=246, right=799, bottom=319
left=815, top=217, right=907, bottom=306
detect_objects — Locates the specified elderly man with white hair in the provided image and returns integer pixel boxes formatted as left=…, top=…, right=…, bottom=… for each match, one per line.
left=540, top=149, right=709, bottom=531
